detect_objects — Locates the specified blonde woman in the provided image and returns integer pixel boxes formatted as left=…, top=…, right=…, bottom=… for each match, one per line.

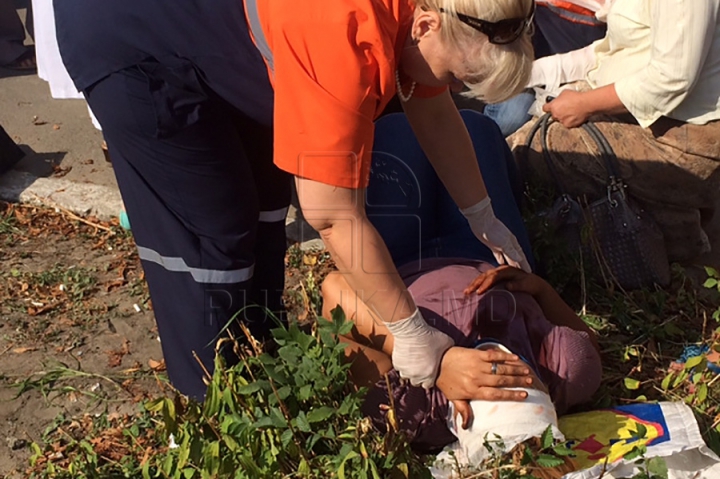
left=54, top=0, right=535, bottom=400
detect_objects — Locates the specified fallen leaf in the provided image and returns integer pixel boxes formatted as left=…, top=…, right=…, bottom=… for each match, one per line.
left=13, top=347, right=38, bottom=354
left=51, top=165, right=72, bottom=178
left=624, top=377, right=641, bottom=390
left=52, top=124, right=61, bottom=130
left=106, top=339, right=131, bottom=368
left=28, top=302, right=59, bottom=316
left=104, top=279, right=126, bottom=292
left=148, top=358, right=166, bottom=371
left=106, top=352, right=123, bottom=368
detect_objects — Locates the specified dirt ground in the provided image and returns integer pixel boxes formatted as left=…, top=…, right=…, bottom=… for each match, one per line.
left=0, top=201, right=329, bottom=478
left=0, top=202, right=163, bottom=477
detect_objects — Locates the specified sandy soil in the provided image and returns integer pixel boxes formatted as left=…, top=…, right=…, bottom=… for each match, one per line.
left=0, top=203, right=162, bottom=477
left=0, top=201, right=329, bottom=477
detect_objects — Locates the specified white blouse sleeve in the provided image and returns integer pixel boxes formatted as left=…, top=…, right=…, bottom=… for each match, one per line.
left=527, top=43, right=598, bottom=90
left=614, top=0, right=720, bottom=128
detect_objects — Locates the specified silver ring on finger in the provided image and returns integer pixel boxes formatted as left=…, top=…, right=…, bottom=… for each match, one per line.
left=491, top=362, right=498, bottom=375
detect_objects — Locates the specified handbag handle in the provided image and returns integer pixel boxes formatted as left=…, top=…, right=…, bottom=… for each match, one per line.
left=581, top=122, right=622, bottom=183
left=523, top=113, right=570, bottom=195
left=525, top=113, right=625, bottom=195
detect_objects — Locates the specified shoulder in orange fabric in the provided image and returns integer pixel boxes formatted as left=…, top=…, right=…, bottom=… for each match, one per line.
left=248, top=0, right=446, bottom=188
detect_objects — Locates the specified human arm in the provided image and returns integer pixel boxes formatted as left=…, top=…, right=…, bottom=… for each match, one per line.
left=465, top=266, right=600, bottom=353
left=321, top=272, right=532, bottom=427
left=528, top=43, right=598, bottom=90
left=545, top=0, right=720, bottom=129
left=542, top=0, right=720, bottom=128
left=401, top=90, right=531, bottom=272
left=267, top=16, right=459, bottom=388
left=297, top=177, right=454, bottom=388
left=542, top=84, right=627, bottom=128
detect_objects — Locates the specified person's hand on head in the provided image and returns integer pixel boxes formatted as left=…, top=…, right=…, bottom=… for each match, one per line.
left=436, top=347, right=532, bottom=403
left=542, top=90, right=592, bottom=128
left=464, top=265, right=547, bottom=297
left=461, top=198, right=532, bottom=273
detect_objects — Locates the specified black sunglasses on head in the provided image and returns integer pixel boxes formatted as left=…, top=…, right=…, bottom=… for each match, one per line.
left=440, top=1, right=535, bottom=45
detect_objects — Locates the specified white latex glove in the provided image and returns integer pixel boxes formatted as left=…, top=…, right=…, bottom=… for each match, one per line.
left=461, top=197, right=532, bottom=273
left=384, top=308, right=454, bottom=389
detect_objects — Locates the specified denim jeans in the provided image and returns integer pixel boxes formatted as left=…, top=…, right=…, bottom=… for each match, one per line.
left=483, top=91, right=536, bottom=137
left=367, top=110, right=534, bottom=270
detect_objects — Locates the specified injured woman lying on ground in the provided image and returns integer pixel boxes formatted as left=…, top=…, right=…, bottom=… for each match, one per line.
left=321, top=262, right=602, bottom=478
left=316, top=110, right=602, bottom=476
left=318, top=110, right=720, bottom=478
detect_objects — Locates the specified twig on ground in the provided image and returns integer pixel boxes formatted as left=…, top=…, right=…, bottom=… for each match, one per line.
left=29, top=193, right=115, bottom=234
left=0, top=343, right=14, bottom=357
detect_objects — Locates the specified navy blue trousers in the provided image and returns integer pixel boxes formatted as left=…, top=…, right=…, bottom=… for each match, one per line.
left=85, top=63, right=291, bottom=399
left=532, top=3, right=607, bottom=59
left=367, top=111, right=534, bottom=271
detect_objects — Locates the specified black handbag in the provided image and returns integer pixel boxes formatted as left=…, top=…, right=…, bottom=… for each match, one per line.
left=524, top=113, right=671, bottom=290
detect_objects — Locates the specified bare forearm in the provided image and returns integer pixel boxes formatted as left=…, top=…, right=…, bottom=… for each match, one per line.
left=545, top=84, right=628, bottom=128
left=319, top=216, right=416, bottom=324
left=582, top=84, right=627, bottom=117
left=534, top=284, right=600, bottom=352
left=297, top=177, right=416, bottom=324
left=403, top=91, right=487, bottom=209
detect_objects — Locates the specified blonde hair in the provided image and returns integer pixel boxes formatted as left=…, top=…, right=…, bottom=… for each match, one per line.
left=415, top=0, right=534, bottom=103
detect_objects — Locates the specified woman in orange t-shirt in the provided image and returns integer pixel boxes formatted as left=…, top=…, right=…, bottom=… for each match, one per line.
left=54, top=0, right=535, bottom=400
left=261, top=0, right=535, bottom=394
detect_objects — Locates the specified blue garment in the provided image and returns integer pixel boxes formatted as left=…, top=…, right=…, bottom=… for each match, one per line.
left=54, top=0, right=282, bottom=399
left=483, top=91, right=536, bottom=137
left=84, top=64, right=291, bottom=399
left=53, top=0, right=273, bottom=126
left=366, top=110, right=535, bottom=271
left=532, top=3, right=607, bottom=59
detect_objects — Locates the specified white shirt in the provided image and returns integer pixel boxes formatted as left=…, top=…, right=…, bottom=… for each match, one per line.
left=32, top=0, right=83, bottom=100
left=588, top=0, right=720, bottom=127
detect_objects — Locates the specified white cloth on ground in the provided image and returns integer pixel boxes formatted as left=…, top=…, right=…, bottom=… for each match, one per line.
left=432, top=342, right=563, bottom=477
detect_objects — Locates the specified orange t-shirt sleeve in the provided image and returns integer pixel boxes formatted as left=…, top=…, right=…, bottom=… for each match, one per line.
left=271, top=18, right=382, bottom=189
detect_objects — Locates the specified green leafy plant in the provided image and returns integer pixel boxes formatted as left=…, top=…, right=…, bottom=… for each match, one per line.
left=704, top=266, right=720, bottom=322
left=436, top=425, right=577, bottom=479
left=616, top=424, right=669, bottom=479
left=28, top=308, right=428, bottom=478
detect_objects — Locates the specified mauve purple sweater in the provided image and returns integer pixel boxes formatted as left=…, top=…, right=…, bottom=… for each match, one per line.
left=361, top=258, right=602, bottom=453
